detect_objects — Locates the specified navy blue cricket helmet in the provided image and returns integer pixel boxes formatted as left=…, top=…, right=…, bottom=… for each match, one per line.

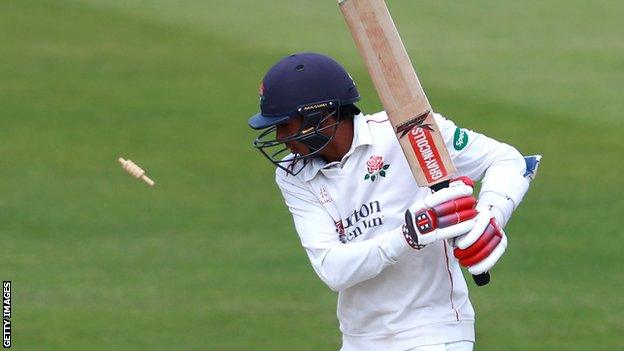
left=248, top=53, right=361, bottom=175
left=248, top=52, right=360, bottom=129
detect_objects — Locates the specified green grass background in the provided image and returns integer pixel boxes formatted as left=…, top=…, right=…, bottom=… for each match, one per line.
left=1, top=0, right=623, bottom=349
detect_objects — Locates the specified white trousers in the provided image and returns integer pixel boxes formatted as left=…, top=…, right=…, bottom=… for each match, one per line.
left=408, top=341, right=474, bottom=351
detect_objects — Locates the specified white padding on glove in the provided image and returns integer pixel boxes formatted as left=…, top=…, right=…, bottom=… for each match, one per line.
left=479, top=169, right=529, bottom=210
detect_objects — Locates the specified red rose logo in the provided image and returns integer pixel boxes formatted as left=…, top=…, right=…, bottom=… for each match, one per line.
left=366, top=156, right=384, bottom=174
left=364, top=156, right=390, bottom=182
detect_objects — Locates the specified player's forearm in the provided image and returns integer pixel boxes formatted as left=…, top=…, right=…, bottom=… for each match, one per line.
left=312, top=227, right=410, bottom=291
left=478, top=143, right=529, bottom=228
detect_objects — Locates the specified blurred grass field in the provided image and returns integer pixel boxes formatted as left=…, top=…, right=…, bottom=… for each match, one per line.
left=1, top=0, right=623, bottom=350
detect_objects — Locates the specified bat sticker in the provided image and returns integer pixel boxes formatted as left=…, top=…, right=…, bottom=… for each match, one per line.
left=395, top=111, right=434, bottom=139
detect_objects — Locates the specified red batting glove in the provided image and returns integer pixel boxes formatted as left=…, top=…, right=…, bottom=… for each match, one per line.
left=403, top=177, right=478, bottom=249
left=453, top=209, right=508, bottom=274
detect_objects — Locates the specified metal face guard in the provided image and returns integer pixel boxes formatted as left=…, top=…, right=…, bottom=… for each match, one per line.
left=253, top=100, right=341, bottom=175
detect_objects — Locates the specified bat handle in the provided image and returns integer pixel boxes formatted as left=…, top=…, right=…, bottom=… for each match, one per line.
left=429, top=180, right=449, bottom=192
left=473, top=272, right=490, bottom=286
left=431, top=179, right=491, bottom=286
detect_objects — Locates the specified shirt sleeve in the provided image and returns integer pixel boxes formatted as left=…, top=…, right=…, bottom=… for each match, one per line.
left=434, top=113, right=530, bottom=228
left=276, top=171, right=412, bottom=292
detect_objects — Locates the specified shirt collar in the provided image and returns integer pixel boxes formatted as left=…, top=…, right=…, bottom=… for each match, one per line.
left=301, top=113, right=373, bottom=181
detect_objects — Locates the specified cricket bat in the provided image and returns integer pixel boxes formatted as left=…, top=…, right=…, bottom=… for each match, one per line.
left=339, top=0, right=490, bottom=286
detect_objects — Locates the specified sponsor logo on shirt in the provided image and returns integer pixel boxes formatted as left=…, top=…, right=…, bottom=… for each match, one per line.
left=338, top=201, right=384, bottom=242
left=453, top=127, right=468, bottom=150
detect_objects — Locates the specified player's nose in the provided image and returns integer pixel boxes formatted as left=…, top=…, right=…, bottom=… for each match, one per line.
left=276, top=124, right=288, bottom=141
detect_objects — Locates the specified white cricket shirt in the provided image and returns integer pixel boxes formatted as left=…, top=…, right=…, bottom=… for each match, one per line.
left=275, top=112, right=529, bottom=350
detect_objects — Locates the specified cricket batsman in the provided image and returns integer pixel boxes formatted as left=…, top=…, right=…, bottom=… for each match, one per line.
left=248, top=53, right=540, bottom=351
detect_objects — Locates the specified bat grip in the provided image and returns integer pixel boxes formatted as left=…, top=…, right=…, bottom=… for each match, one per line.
left=472, top=272, right=490, bottom=286
left=431, top=179, right=490, bottom=287
left=430, top=180, right=449, bottom=192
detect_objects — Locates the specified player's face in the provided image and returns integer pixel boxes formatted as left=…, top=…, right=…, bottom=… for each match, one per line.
left=276, top=116, right=311, bottom=156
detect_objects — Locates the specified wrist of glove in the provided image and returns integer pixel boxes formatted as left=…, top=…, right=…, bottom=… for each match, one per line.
left=402, top=177, right=478, bottom=250
left=452, top=207, right=508, bottom=275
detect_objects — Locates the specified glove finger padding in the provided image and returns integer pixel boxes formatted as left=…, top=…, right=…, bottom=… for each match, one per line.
left=455, top=210, right=492, bottom=249
left=436, top=219, right=477, bottom=240
left=468, top=234, right=507, bottom=275
left=432, top=196, right=476, bottom=217
left=453, top=217, right=507, bottom=274
left=437, top=207, right=478, bottom=228
left=424, top=179, right=474, bottom=209
left=453, top=221, right=498, bottom=260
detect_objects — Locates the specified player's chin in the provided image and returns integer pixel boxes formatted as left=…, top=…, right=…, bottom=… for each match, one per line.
left=288, top=144, right=311, bottom=157
left=289, top=147, right=302, bottom=155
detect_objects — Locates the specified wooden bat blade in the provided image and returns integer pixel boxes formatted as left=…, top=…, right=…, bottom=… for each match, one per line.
left=339, top=0, right=456, bottom=187
left=340, top=0, right=490, bottom=285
